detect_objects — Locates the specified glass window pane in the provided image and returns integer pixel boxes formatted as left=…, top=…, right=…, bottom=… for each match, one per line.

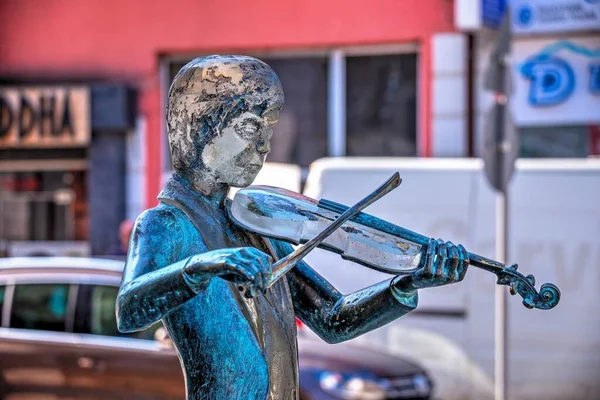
left=10, top=284, right=69, bottom=332
left=346, top=54, right=417, bottom=157
left=91, top=285, right=120, bottom=336
left=265, top=57, right=328, bottom=167
left=74, top=284, right=161, bottom=340
left=0, top=170, right=87, bottom=242
left=520, top=125, right=591, bottom=158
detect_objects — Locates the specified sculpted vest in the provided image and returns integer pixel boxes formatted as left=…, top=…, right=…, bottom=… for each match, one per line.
left=158, top=174, right=299, bottom=400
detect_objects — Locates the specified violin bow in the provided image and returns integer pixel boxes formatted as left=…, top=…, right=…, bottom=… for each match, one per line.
left=239, top=172, right=402, bottom=297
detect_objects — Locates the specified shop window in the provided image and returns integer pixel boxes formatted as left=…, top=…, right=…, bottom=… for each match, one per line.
left=0, top=171, right=87, bottom=242
left=10, top=284, right=70, bottom=332
left=166, top=56, right=328, bottom=169
left=346, top=54, right=417, bottom=157
left=263, top=57, right=328, bottom=167
left=520, top=125, right=598, bottom=158
left=74, top=284, right=161, bottom=340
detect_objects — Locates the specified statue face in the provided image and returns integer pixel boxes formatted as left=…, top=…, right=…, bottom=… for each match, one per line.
left=201, top=111, right=277, bottom=187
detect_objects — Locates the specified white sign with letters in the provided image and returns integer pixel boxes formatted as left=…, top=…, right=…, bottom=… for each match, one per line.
left=512, top=0, right=600, bottom=35
left=511, top=36, right=600, bottom=126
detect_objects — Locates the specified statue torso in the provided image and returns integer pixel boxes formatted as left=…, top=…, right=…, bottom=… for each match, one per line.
left=155, top=176, right=299, bottom=400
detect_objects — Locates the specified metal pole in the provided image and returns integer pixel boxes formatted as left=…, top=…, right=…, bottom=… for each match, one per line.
left=495, top=189, right=508, bottom=400
left=328, top=49, right=346, bottom=157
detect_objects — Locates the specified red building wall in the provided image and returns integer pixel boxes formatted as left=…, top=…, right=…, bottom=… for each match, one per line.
left=0, top=0, right=455, bottom=208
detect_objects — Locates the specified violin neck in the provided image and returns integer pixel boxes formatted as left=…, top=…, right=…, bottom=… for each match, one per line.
left=318, top=198, right=505, bottom=274
left=318, top=198, right=430, bottom=247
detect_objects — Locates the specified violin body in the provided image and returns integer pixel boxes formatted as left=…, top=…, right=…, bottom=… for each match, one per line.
left=228, top=183, right=561, bottom=311
left=229, top=185, right=423, bottom=274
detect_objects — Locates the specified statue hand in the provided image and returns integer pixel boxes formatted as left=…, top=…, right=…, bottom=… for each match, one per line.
left=184, top=247, right=273, bottom=294
left=393, top=238, right=469, bottom=292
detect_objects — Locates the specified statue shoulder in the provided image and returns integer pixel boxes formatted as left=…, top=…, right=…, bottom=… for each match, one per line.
left=133, top=203, right=199, bottom=244
left=126, top=204, right=207, bottom=271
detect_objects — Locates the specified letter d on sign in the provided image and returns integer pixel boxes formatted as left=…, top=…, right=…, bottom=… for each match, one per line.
left=520, top=55, right=575, bottom=107
left=0, top=96, right=13, bottom=138
left=589, top=63, right=600, bottom=95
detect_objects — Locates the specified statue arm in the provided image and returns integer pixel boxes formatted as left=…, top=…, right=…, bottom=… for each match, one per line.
left=116, top=208, right=206, bottom=333
left=269, top=240, right=418, bottom=344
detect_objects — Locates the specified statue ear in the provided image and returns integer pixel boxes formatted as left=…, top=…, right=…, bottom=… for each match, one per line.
left=199, top=104, right=225, bottom=135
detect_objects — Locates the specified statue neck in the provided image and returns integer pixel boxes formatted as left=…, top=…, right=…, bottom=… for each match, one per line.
left=176, top=170, right=230, bottom=206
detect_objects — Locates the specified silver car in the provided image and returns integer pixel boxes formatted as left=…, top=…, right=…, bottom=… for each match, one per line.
left=0, top=257, right=433, bottom=400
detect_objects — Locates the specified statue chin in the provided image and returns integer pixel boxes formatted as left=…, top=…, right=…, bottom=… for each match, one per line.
left=228, top=172, right=260, bottom=188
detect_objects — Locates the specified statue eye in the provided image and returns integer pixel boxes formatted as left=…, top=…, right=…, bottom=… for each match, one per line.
left=237, top=120, right=261, bottom=139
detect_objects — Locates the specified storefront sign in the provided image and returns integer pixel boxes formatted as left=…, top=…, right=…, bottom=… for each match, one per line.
left=512, top=0, right=600, bottom=35
left=512, top=37, right=600, bottom=126
left=0, top=87, right=90, bottom=149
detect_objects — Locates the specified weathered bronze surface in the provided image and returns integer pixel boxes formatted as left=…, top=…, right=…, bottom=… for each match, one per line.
left=116, top=55, right=482, bottom=400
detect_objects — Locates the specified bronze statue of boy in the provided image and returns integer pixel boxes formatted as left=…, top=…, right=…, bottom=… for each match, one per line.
left=116, top=55, right=468, bottom=400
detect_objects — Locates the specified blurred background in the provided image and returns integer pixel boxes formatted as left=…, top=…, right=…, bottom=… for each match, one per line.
left=0, top=0, right=598, bottom=399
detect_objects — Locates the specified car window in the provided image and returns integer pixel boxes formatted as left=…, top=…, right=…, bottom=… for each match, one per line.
left=74, top=284, right=161, bottom=340
left=0, top=285, right=5, bottom=323
left=10, top=284, right=69, bottom=332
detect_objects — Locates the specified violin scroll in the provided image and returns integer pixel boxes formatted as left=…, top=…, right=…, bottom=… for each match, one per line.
left=496, top=264, right=561, bottom=310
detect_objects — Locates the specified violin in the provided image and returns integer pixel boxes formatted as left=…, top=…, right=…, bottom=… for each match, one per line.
left=228, top=172, right=561, bottom=310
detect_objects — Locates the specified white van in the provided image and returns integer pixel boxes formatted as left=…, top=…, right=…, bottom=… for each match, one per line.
left=299, top=157, right=600, bottom=400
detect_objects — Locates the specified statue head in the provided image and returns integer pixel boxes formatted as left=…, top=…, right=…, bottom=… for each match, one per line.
left=167, top=55, right=284, bottom=190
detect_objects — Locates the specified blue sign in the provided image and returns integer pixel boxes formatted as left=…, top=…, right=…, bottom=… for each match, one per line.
left=590, top=64, right=600, bottom=94
left=519, top=41, right=600, bottom=107
left=513, top=38, right=600, bottom=124
left=511, top=0, right=600, bottom=35
left=515, top=4, right=533, bottom=27
left=520, top=55, right=575, bottom=106
left=482, top=0, right=507, bottom=28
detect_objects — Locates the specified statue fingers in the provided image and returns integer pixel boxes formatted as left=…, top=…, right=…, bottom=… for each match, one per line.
left=422, top=238, right=438, bottom=278
left=236, top=248, right=268, bottom=291
left=258, top=255, right=273, bottom=293
left=226, top=263, right=255, bottom=286
left=446, top=242, right=459, bottom=282
left=434, top=239, right=447, bottom=280
left=251, top=248, right=272, bottom=292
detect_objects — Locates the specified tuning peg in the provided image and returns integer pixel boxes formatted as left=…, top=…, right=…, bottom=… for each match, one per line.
left=522, top=298, right=534, bottom=309
left=526, top=274, right=535, bottom=286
